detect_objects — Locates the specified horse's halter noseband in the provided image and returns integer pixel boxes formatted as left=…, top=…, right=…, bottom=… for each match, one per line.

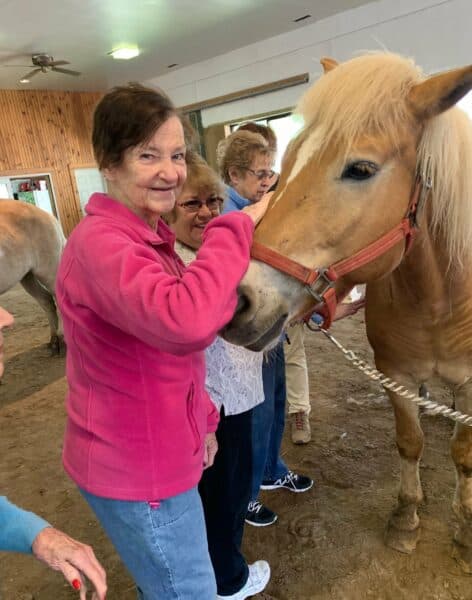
left=250, top=159, right=433, bottom=328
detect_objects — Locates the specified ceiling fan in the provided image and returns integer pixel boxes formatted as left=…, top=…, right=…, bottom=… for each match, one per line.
left=4, top=53, right=81, bottom=81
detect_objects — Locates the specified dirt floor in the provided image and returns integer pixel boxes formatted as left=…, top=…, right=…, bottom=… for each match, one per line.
left=1, top=285, right=471, bottom=599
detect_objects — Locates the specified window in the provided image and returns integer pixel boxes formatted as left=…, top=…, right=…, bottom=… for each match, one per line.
left=458, top=91, right=472, bottom=120
left=7, top=174, right=58, bottom=219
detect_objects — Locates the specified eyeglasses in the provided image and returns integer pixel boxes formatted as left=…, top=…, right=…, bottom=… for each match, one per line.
left=177, top=197, right=224, bottom=213
left=245, top=168, right=276, bottom=181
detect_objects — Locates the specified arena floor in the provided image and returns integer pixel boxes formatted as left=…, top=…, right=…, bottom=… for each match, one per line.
left=1, top=285, right=470, bottom=599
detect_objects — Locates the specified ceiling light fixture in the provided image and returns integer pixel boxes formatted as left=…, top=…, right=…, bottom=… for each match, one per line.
left=108, top=47, right=140, bottom=60
left=19, top=78, right=30, bottom=83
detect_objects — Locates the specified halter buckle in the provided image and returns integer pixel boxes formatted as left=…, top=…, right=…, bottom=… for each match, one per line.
left=305, top=267, right=335, bottom=303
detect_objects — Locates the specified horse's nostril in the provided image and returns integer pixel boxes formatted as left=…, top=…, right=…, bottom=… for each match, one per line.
left=235, top=291, right=250, bottom=317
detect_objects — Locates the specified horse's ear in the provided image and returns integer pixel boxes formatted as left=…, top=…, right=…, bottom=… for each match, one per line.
left=408, top=65, right=472, bottom=120
left=320, top=57, right=338, bottom=74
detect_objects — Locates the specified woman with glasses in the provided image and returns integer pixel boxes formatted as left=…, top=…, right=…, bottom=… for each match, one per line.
left=236, top=122, right=279, bottom=191
left=165, top=154, right=271, bottom=600
left=55, top=83, right=269, bottom=599
left=218, top=129, right=314, bottom=530
left=218, top=130, right=276, bottom=212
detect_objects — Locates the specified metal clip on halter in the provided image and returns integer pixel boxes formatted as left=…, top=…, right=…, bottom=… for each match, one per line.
left=305, top=267, right=335, bottom=303
left=306, top=312, right=325, bottom=332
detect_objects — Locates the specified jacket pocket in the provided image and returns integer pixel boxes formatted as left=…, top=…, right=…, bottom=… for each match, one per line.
left=186, top=382, right=201, bottom=456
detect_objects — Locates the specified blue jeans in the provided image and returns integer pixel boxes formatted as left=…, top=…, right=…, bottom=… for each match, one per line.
left=251, top=341, right=288, bottom=500
left=81, top=486, right=216, bottom=599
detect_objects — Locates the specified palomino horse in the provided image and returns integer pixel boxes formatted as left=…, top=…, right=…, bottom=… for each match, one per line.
left=0, top=199, right=65, bottom=354
left=222, top=53, right=472, bottom=571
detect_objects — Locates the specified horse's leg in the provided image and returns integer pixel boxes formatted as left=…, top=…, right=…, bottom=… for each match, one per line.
left=20, top=271, right=63, bottom=355
left=382, top=370, right=424, bottom=554
left=32, top=257, right=65, bottom=355
left=450, top=380, right=472, bottom=573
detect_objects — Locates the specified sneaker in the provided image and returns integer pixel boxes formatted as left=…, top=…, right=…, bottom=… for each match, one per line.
left=290, top=411, right=311, bottom=444
left=260, top=470, right=314, bottom=493
left=245, top=501, right=277, bottom=527
left=216, top=560, right=271, bottom=599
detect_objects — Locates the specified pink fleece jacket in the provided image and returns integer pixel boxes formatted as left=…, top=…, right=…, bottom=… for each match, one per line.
left=56, top=193, right=253, bottom=501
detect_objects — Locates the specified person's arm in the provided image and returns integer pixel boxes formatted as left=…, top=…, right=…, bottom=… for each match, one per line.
left=310, top=297, right=365, bottom=326
left=0, top=496, right=50, bottom=553
left=62, top=212, right=254, bottom=355
left=333, top=298, right=365, bottom=320
left=0, top=497, right=106, bottom=599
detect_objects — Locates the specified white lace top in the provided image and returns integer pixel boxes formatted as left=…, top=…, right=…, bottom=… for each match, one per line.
left=175, top=241, right=264, bottom=415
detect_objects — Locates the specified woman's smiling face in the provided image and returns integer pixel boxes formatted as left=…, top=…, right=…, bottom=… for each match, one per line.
left=171, top=186, right=223, bottom=249
left=104, top=115, right=187, bottom=228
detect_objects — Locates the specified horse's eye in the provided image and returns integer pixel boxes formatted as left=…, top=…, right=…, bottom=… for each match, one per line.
left=341, top=161, right=378, bottom=181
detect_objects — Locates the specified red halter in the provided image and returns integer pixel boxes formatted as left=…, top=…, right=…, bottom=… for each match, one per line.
left=250, top=167, right=432, bottom=329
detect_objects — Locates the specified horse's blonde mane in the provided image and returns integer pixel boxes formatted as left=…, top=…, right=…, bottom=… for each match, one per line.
left=418, top=107, right=472, bottom=266
left=295, top=52, right=472, bottom=266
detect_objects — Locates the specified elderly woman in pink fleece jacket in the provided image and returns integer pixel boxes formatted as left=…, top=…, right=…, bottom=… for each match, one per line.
left=56, top=83, right=268, bottom=600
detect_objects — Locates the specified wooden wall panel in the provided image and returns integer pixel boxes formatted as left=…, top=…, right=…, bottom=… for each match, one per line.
left=0, top=89, right=102, bottom=235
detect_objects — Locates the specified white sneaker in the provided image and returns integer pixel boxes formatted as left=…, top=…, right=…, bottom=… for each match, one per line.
left=216, top=560, right=271, bottom=599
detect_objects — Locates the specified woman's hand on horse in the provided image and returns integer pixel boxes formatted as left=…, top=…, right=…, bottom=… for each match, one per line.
left=242, top=192, right=273, bottom=226
left=32, top=526, right=107, bottom=599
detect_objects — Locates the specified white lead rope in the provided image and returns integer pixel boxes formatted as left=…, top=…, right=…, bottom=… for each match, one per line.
left=306, top=321, right=472, bottom=427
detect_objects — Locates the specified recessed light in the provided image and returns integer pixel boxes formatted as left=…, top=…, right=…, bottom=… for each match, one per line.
left=293, top=14, right=311, bottom=23
left=19, top=78, right=30, bottom=84
left=108, top=47, right=140, bottom=60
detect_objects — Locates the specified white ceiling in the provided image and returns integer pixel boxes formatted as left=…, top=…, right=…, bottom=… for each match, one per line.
left=0, top=0, right=374, bottom=92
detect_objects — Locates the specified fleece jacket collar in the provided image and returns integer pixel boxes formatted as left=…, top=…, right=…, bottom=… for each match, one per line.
left=85, top=193, right=176, bottom=247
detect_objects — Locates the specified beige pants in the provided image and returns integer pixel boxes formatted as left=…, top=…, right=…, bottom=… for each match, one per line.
left=284, top=322, right=310, bottom=415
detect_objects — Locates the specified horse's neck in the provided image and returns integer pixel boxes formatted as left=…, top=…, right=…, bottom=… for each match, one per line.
left=388, top=224, right=470, bottom=313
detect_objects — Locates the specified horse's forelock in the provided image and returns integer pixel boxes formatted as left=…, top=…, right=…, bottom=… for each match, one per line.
left=295, top=52, right=423, bottom=159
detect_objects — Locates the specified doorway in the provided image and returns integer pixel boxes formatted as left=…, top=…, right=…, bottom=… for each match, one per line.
left=9, top=174, right=58, bottom=218
left=231, top=112, right=304, bottom=172
left=0, top=173, right=59, bottom=219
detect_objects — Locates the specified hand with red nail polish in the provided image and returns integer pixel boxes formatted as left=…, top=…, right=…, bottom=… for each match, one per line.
left=32, top=527, right=107, bottom=599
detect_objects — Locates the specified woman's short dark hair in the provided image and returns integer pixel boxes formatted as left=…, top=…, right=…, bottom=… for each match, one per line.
left=93, top=83, right=177, bottom=170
